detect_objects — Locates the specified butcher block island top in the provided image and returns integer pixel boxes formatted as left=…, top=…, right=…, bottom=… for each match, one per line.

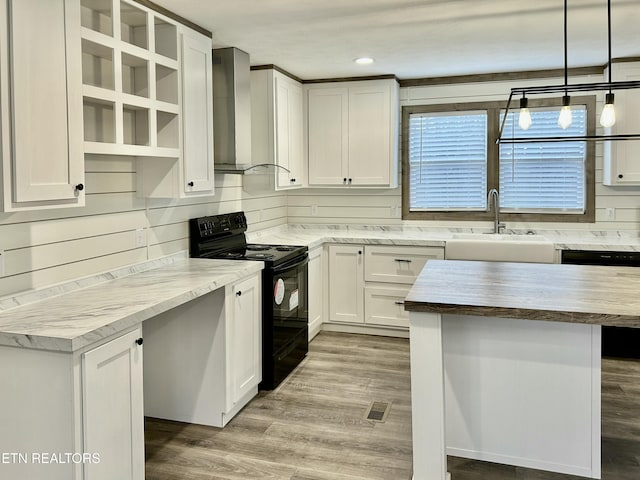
left=404, top=259, right=640, bottom=327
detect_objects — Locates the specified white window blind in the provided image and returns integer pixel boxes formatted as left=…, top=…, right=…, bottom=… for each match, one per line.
left=499, top=106, right=587, bottom=213
left=408, top=111, right=487, bottom=211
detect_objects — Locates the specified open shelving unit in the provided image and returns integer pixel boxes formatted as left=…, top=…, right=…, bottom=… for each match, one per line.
left=80, top=0, right=181, bottom=157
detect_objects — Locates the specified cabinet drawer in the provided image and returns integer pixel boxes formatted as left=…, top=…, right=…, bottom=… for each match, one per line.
left=364, top=245, right=444, bottom=284
left=364, top=286, right=410, bottom=328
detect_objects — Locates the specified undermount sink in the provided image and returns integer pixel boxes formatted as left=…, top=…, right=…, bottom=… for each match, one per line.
left=446, top=235, right=555, bottom=263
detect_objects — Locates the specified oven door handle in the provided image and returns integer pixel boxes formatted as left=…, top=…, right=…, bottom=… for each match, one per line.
left=272, top=254, right=309, bottom=273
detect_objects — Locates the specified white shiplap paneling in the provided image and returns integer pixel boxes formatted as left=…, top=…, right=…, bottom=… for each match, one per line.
left=0, top=157, right=287, bottom=298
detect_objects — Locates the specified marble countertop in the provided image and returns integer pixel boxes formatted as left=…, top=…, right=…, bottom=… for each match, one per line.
left=0, top=258, right=263, bottom=353
left=248, top=224, right=640, bottom=252
left=404, top=260, right=640, bottom=327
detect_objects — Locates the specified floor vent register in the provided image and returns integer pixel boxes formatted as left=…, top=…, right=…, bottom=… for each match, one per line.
left=366, top=401, right=391, bottom=422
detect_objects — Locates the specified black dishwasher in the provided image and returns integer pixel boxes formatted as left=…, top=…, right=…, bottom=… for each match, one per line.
left=561, top=249, right=640, bottom=358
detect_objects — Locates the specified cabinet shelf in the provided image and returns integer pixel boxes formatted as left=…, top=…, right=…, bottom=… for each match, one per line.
left=122, top=52, right=149, bottom=98
left=154, top=18, right=177, bottom=60
left=120, top=1, right=148, bottom=49
left=80, top=0, right=113, bottom=37
left=157, top=111, right=179, bottom=148
left=84, top=141, right=180, bottom=157
left=156, top=64, right=178, bottom=104
left=82, top=38, right=114, bottom=90
left=83, top=97, right=115, bottom=143
left=123, top=104, right=149, bottom=146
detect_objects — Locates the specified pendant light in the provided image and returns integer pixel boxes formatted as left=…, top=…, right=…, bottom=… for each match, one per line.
left=497, top=0, right=640, bottom=144
left=557, top=0, right=572, bottom=129
left=518, top=95, right=532, bottom=130
left=599, top=0, right=616, bottom=128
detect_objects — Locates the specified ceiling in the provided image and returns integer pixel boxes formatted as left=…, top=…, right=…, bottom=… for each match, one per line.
left=154, top=0, right=640, bottom=80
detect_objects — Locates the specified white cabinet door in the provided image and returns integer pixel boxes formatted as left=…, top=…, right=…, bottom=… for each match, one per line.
left=604, top=63, right=640, bottom=185
left=308, top=246, right=323, bottom=340
left=307, top=87, right=349, bottom=185
left=82, top=328, right=144, bottom=480
left=287, top=77, right=305, bottom=187
left=328, top=244, right=364, bottom=323
left=181, top=31, right=214, bottom=194
left=348, top=84, right=392, bottom=186
left=227, top=274, right=262, bottom=408
left=1, top=0, right=84, bottom=210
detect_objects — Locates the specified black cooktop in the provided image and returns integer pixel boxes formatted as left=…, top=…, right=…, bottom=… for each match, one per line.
left=189, top=212, right=306, bottom=266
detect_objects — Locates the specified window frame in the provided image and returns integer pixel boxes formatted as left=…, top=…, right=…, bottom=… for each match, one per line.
left=401, top=96, right=596, bottom=223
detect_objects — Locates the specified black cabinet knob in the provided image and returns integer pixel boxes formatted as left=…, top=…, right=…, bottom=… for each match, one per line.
left=236, top=291, right=242, bottom=296
left=618, top=174, right=624, bottom=179
left=75, top=183, right=84, bottom=191
left=135, top=338, right=143, bottom=346
left=358, top=250, right=362, bottom=255
left=187, top=181, right=194, bottom=187
left=343, top=178, right=347, bottom=183
left=348, top=178, right=352, bottom=184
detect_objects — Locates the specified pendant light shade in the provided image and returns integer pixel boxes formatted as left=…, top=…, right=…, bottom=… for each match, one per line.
left=518, top=97, right=532, bottom=130
left=558, top=95, right=572, bottom=130
left=600, top=93, right=616, bottom=128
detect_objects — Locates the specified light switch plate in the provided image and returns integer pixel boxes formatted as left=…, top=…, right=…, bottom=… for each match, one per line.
left=605, top=207, right=616, bottom=220
left=135, top=229, right=145, bottom=248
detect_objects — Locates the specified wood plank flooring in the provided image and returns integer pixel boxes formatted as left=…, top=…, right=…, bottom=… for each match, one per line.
left=145, top=332, right=640, bottom=480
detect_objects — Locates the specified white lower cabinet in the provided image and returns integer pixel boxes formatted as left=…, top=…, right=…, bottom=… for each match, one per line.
left=143, top=272, right=262, bottom=428
left=82, top=328, right=144, bottom=480
left=226, top=274, right=262, bottom=409
left=0, top=326, right=144, bottom=480
left=328, top=244, right=364, bottom=323
left=328, top=244, right=444, bottom=329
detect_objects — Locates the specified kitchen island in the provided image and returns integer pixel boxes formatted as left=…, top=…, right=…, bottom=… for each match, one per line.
left=405, top=260, right=640, bottom=480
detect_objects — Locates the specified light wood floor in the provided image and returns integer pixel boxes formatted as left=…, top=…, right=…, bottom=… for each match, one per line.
left=145, top=331, right=640, bottom=480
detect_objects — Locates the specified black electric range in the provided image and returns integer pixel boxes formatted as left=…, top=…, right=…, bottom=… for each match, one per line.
left=189, top=212, right=309, bottom=390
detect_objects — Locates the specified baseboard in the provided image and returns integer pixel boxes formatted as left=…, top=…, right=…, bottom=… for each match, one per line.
left=321, top=322, right=409, bottom=338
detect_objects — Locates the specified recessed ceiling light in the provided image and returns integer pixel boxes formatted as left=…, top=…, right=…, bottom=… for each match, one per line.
left=354, top=57, right=374, bottom=65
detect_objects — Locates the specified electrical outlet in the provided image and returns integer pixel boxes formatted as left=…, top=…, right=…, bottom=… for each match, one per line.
left=135, top=229, right=146, bottom=248
left=605, top=207, right=616, bottom=221
left=311, top=205, right=318, bottom=216
left=0, top=250, right=4, bottom=277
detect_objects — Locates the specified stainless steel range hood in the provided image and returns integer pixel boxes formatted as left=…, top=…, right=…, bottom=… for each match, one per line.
left=212, top=47, right=252, bottom=173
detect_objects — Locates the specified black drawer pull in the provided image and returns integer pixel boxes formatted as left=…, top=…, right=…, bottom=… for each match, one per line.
left=394, top=258, right=412, bottom=263
left=394, top=301, right=405, bottom=305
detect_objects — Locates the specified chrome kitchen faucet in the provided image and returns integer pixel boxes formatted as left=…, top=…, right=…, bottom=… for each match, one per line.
left=487, top=189, right=506, bottom=234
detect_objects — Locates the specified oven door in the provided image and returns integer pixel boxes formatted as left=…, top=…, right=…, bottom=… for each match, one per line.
left=268, top=254, right=308, bottom=352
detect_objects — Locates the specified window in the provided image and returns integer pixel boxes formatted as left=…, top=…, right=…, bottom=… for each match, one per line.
left=402, top=97, right=595, bottom=222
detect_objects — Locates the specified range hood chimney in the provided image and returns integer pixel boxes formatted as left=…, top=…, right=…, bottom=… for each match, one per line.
left=212, top=47, right=252, bottom=172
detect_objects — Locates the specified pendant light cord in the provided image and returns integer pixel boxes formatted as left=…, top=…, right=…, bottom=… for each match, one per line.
left=563, top=0, right=568, bottom=93
left=607, top=0, right=612, bottom=91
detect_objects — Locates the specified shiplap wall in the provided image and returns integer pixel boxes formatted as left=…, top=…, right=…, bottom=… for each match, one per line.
left=0, top=155, right=286, bottom=298
left=288, top=73, right=640, bottom=230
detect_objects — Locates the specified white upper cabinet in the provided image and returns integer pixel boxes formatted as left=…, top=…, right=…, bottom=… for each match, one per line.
left=180, top=28, right=214, bottom=195
left=307, top=87, right=349, bottom=185
left=1, top=0, right=84, bottom=211
left=603, top=62, right=640, bottom=186
left=80, top=0, right=214, bottom=198
left=306, top=78, right=399, bottom=188
left=251, top=68, right=305, bottom=189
